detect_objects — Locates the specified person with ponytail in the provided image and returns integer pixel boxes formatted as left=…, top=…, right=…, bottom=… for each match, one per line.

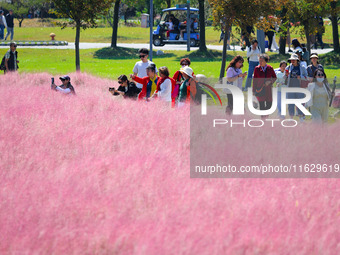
left=130, top=63, right=159, bottom=101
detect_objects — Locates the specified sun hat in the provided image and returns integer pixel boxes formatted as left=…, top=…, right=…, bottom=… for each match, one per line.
left=288, top=54, right=299, bottom=62
left=310, top=53, right=319, bottom=59
left=59, top=75, right=70, bottom=81
left=180, top=66, right=193, bottom=78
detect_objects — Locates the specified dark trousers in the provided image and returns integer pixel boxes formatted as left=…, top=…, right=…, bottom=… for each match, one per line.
left=259, top=101, right=272, bottom=118
left=265, top=31, right=275, bottom=50
left=226, top=94, right=233, bottom=113
left=315, top=33, right=324, bottom=49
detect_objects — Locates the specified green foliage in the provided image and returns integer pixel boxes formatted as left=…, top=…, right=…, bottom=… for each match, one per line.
left=1, top=0, right=45, bottom=26
left=51, top=0, right=114, bottom=28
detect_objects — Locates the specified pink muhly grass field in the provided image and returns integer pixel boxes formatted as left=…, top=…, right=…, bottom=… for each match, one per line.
left=1, top=72, right=340, bottom=254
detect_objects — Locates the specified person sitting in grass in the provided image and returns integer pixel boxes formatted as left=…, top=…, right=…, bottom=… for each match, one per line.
left=51, top=75, right=76, bottom=95
left=130, top=63, right=159, bottom=101
left=110, top=75, right=140, bottom=99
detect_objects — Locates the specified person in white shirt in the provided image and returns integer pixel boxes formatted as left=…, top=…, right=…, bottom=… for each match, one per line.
left=274, top=61, right=288, bottom=118
left=165, top=17, right=174, bottom=38
left=152, top=66, right=172, bottom=103
left=0, top=10, right=8, bottom=40
left=245, top=39, right=261, bottom=91
left=51, top=75, right=76, bottom=95
left=132, top=48, right=157, bottom=89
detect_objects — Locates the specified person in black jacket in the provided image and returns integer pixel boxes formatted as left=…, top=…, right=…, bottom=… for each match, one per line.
left=110, top=75, right=141, bottom=99
left=4, top=42, right=19, bottom=73
left=5, top=10, right=14, bottom=41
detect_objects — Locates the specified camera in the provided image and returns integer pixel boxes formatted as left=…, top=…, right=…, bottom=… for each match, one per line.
left=109, top=87, right=115, bottom=92
left=51, top=77, right=54, bottom=84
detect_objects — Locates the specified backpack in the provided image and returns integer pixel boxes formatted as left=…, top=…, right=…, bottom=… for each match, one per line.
left=0, top=56, right=6, bottom=71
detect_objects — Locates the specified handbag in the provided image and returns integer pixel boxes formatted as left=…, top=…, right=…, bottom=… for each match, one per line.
left=255, top=68, right=267, bottom=97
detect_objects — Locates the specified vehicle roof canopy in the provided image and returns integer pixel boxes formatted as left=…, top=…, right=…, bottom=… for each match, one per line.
left=162, top=7, right=199, bottom=12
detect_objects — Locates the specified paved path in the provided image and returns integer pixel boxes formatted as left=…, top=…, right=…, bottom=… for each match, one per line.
left=0, top=42, right=334, bottom=55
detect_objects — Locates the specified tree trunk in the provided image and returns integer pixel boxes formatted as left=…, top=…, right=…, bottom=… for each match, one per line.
left=18, top=19, right=24, bottom=27
left=279, top=8, right=287, bottom=55
left=166, top=0, right=171, bottom=8
left=75, top=24, right=81, bottom=71
left=111, top=0, right=121, bottom=48
left=330, top=1, right=340, bottom=52
left=304, top=26, right=311, bottom=55
left=198, top=0, right=207, bottom=51
left=279, top=36, right=286, bottom=55
left=219, top=28, right=229, bottom=81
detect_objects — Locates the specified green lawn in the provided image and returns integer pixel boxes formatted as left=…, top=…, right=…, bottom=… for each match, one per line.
left=0, top=47, right=338, bottom=81
left=10, top=21, right=340, bottom=46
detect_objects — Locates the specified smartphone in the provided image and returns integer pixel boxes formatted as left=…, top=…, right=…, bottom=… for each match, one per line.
left=51, top=77, right=54, bottom=84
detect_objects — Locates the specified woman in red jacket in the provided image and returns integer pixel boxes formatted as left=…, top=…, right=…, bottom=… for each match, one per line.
left=130, top=63, right=159, bottom=101
left=253, top=54, right=277, bottom=116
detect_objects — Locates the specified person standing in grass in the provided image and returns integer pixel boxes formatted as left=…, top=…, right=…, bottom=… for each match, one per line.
left=132, top=48, right=157, bottom=90
left=0, top=10, right=7, bottom=40
left=285, top=53, right=308, bottom=121
left=225, top=55, right=247, bottom=113
left=274, top=61, right=287, bottom=119
left=306, top=68, right=334, bottom=123
left=3, top=42, right=19, bottom=73
left=245, top=39, right=261, bottom=91
left=5, top=10, right=14, bottom=41
left=253, top=54, right=277, bottom=117
left=178, top=66, right=196, bottom=107
left=307, top=53, right=323, bottom=81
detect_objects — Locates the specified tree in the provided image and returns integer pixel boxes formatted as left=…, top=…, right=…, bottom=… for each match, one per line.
left=278, top=0, right=331, bottom=54
left=52, top=0, right=113, bottom=71
left=209, top=0, right=276, bottom=80
left=107, top=0, right=121, bottom=48
left=329, top=0, right=340, bottom=52
left=198, top=0, right=207, bottom=51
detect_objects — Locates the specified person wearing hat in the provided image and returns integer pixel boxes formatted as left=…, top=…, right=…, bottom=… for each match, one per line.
left=295, top=49, right=307, bottom=69
left=0, top=10, right=7, bottom=40
left=51, top=75, right=76, bottom=95
left=178, top=66, right=197, bottom=106
left=130, top=63, right=159, bottom=101
left=5, top=10, right=14, bottom=41
left=307, top=53, right=324, bottom=81
left=3, top=42, right=19, bottom=73
left=172, top=58, right=195, bottom=107
left=285, top=53, right=308, bottom=120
